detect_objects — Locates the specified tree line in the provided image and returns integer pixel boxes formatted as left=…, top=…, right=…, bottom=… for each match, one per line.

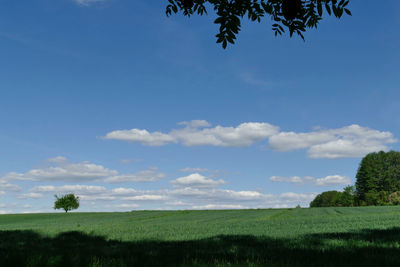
left=310, top=151, right=400, bottom=207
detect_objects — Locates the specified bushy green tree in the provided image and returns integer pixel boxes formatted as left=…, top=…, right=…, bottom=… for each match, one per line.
left=355, top=151, right=400, bottom=202
left=340, top=185, right=355, bottom=206
left=310, top=191, right=343, bottom=207
left=362, top=191, right=390, bottom=206
left=54, top=194, right=80, bottom=213
left=310, top=186, right=356, bottom=207
left=166, top=0, right=352, bottom=48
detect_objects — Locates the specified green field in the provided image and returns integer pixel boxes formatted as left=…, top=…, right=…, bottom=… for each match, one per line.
left=2, top=206, right=400, bottom=266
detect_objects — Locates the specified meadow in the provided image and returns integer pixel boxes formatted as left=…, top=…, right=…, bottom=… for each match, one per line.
left=1, top=206, right=400, bottom=266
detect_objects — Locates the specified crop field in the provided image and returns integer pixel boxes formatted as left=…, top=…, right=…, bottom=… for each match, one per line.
left=2, top=206, right=400, bottom=266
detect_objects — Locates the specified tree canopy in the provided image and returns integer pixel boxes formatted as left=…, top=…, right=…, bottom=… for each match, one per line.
left=166, top=0, right=352, bottom=48
left=310, top=186, right=355, bottom=208
left=310, top=191, right=342, bottom=207
left=54, top=194, right=80, bottom=213
left=355, top=151, right=400, bottom=202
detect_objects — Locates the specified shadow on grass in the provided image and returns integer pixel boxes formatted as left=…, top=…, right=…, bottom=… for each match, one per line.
left=1, top=228, right=400, bottom=266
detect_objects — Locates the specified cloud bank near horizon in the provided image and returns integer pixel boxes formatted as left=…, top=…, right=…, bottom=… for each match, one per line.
left=0, top=156, right=325, bottom=214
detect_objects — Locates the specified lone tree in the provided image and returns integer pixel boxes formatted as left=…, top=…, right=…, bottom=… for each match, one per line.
left=355, top=151, right=400, bottom=204
left=166, top=0, right=352, bottom=48
left=54, top=194, right=80, bottom=213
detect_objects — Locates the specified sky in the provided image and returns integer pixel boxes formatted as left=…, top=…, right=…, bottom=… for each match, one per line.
left=0, top=0, right=399, bottom=213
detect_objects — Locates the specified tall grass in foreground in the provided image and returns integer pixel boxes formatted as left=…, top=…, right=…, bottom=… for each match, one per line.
left=1, top=206, right=400, bottom=266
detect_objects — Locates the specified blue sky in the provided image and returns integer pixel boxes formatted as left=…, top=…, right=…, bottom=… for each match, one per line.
left=0, top=0, right=399, bottom=213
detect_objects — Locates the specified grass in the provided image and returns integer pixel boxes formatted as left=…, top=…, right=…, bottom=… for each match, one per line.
left=1, top=206, right=400, bottom=266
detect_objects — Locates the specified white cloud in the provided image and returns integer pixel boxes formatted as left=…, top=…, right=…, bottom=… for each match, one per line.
left=269, top=175, right=351, bottom=187
left=104, top=129, right=176, bottom=146
left=0, top=191, right=4, bottom=196
left=270, top=176, right=303, bottom=183
left=47, top=156, right=68, bottom=163
left=21, top=210, right=44, bottom=214
left=178, top=167, right=224, bottom=178
left=31, top=185, right=107, bottom=195
left=2, top=158, right=117, bottom=182
left=105, top=120, right=279, bottom=147
left=1, top=157, right=164, bottom=184
left=104, top=121, right=396, bottom=159
left=111, top=187, right=138, bottom=195
left=171, top=173, right=226, bottom=188
left=173, top=122, right=279, bottom=147
left=269, top=124, right=397, bottom=159
left=104, top=167, right=166, bottom=183
left=122, top=195, right=167, bottom=201
left=314, top=175, right=352, bottom=186
left=18, top=193, right=44, bottom=199
left=0, top=180, right=21, bottom=191
left=220, top=190, right=265, bottom=199
left=30, top=185, right=117, bottom=201
left=79, top=195, right=116, bottom=201
left=279, top=192, right=317, bottom=202
left=170, top=188, right=266, bottom=202
left=269, top=131, right=333, bottom=151
left=74, top=0, right=106, bottom=6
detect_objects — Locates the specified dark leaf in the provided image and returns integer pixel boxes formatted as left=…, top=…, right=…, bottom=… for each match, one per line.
left=317, top=1, right=323, bottom=16
left=325, top=3, right=331, bottom=15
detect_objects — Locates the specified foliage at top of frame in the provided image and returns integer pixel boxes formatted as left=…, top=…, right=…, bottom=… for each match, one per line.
left=166, top=0, right=351, bottom=48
